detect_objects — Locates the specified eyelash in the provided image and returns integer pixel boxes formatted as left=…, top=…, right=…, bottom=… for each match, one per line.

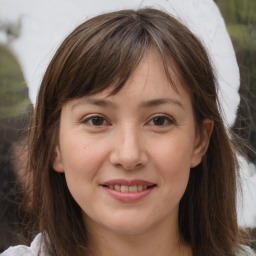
left=148, top=115, right=175, bottom=127
left=81, top=114, right=175, bottom=128
left=81, top=115, right=109, bottom=127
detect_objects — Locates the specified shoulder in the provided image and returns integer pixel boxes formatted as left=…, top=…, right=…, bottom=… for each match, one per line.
left=1, top=233, right=46, bottom=256
left=237, top=245, right=256, bottom=256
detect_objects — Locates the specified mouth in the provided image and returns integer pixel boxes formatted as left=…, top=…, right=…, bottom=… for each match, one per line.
left=102, top=184, right=156, bottom=193
left=100, top=180, right=156, bottom=202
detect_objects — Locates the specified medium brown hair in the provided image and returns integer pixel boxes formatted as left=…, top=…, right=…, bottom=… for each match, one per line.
left=26, top=8, right=246, bottom=256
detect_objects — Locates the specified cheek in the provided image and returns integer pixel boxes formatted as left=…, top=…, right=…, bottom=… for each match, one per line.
left=60, top=135, right=109, bottom=183
left=60, top=137, right=110, bottom=212
left=152, top=135, right=194, bottom=172
left=150, top=136, right=193, bottom=196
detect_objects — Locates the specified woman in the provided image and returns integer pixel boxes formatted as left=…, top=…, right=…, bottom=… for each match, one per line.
left=2, top=8, right=255, bottom=256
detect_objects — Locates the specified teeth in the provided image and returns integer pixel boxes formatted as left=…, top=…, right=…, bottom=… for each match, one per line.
left=128, top=185, right=137, bottom=192
left=121, top=185, right=128, bottom=192
left=114, top=184, right=121, bottom=191
left=137, top=185, right=143, bottom=192
left=107, top=184, right=153, bottom=192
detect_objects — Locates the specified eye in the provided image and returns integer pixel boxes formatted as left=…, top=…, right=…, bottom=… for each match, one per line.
left=82, top=115, right=108, bottom=126
left=149, top=115, right=174, bottom=126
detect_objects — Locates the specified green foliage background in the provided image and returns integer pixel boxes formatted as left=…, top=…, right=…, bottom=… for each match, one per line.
left=215, top=0, right=256, bottom=163
left=0, top=45, right=31, bottom=251
left=0, top=45, right=30, bottom=119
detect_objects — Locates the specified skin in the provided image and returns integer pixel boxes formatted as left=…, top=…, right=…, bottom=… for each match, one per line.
left=53, top=49, right=213, bottom=256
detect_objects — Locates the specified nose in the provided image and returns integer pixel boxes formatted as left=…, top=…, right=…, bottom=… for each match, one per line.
left=109, top=127, right=148, bottom=170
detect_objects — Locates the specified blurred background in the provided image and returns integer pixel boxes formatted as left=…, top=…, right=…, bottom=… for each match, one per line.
left=0, top=0, right=255, bottom=252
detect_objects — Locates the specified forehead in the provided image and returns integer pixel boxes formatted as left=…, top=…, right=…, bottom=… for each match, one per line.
left=111, top=49, right=185, bottom=97
left=67, top=49, right=192, bottom=111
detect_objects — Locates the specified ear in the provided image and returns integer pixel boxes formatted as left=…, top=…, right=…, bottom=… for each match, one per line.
left=190, top=119, right=214, bottom=168
left=52, top=146, right=64, bottom=173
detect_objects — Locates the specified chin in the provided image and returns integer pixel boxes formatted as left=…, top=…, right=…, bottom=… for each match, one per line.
left=108, top=222, right=152, bottom=236
left=102, top=213, right=160, bottom=236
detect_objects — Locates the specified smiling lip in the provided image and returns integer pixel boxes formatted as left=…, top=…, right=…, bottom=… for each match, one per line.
left=100, top=179, right=156, bottom=203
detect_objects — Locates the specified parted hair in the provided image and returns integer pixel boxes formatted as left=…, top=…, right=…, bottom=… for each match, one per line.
left=26, top=8, right=246, bottom=256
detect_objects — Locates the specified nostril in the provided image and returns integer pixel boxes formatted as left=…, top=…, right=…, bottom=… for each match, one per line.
left=109, top=151, right=148, bottom=170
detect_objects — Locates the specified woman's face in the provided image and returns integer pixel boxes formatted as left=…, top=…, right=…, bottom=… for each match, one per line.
left=53, top=49, right=212, bottom=237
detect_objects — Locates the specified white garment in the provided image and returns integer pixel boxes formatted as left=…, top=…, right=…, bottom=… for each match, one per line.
left=1, top=233, right=256, bottom=256
left=1, top=234, right=46, bottom=256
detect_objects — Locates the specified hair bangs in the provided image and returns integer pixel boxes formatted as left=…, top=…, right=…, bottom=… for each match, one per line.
left=55, top=11, right=155, bottom=102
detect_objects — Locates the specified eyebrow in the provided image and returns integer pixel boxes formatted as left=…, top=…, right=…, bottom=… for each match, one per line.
left=140, top=98, right=184, bottom=109
left=71, top=98, right=117, bottom=110
left=71, top=97, right=184, bottom=110
left=86, top=99, right=116, bottom=107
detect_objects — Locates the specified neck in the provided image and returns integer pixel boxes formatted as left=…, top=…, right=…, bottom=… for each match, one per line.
left=86, top=217, right=192, bottom=256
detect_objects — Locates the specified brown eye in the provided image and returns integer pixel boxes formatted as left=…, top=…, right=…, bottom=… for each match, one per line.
left=153, top=117, right=165, bottom=126
left=150, top=116, right=173, bottom=126
left=83, top=116, right=107, bottom=126
left=91, top=117, right=105, bottom=126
